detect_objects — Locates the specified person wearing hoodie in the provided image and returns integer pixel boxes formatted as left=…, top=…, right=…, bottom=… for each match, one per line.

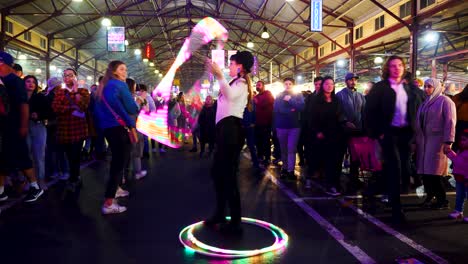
left=273, top=77, right=305, bottom=180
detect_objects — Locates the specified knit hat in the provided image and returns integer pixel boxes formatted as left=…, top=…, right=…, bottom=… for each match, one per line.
left=0, top=52, right=14, bottom=66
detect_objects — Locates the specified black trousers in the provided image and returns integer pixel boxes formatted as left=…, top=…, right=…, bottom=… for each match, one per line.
left=380, top=126, right=412, bottom=216
left=255, top=125, right=272, bottom=161
left=422, top=174, right=446, bottom=202
left=60, top=140, right=84, bottom=183
left=338, top=135, right=360, bottom=182
left=104, top=126, right=132, bottom=199
left=211, top=117, right=245, bottom=224
left=308, top=139, right=341, bottom=188
left=297, top=126, right=307, bottom=163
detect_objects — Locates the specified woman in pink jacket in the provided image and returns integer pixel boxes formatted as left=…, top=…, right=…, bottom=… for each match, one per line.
left=415, top=78, right=456, bottom=209
left=447, top=129, right=468, bottom=221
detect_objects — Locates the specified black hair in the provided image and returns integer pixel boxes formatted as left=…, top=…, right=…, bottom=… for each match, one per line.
left=283, top=77, right=295, bottom=84
left=317, top=76, right=336, bottom=102
left=64, top=68, right=77, bottom=76
left=314, top=76, right=323, bottom=83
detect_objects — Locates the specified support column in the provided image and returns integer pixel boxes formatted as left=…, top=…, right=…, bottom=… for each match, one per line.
left=349, top=25, right=355, bottom=72
left=315, top=46, right=320, bottom=77
left=409, top=0, right=418, bottom=78
left=431, top=59, right=436, bottom=78
left=0, top=11, right=7, bottom=51
left=269, top=62, right=273, bottom=84
left=45, top=35, right=52, bottom=81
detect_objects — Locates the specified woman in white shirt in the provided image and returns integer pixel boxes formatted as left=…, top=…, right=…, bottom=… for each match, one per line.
left=205, top=51, right=254, bottom=234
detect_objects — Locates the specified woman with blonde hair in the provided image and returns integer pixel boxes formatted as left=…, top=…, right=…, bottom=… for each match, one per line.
left=93, top=61, right=138, bottom=214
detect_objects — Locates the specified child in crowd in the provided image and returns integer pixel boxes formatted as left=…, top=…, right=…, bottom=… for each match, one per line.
left=447, top=129, right=468, bottom=222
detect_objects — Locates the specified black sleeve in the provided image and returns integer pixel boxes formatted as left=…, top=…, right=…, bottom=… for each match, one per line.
left=364, top=84, right=381, bottom=138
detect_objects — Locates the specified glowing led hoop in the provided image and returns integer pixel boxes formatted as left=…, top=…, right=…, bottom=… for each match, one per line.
left=178, top=217, right=289, bottom=258
left=136, top=17, right=228, bottom=148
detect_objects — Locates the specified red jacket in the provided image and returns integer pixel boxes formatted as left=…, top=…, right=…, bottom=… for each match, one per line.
left=254, top=90, right=274, bottom=126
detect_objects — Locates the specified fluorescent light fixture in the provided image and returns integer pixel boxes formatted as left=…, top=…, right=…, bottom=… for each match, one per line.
left=86, top=76, right=93, bottom=80
left=337, top=59, right=345, bottom=67
left=416, top=70, right=421, bottom=76
left=35, top=68, right=42, bottom=74
left=101, top=18, right=111, bottom=27
left=424, top=32, right=438, bottom=42
left=247, top=41, right=254, bottom=48
left=297, top=75, right=303, bottom=80
left=374, top=57, right=383, bottom=64
left=18, top=54, right=27, bottom=60
left=158, top=73, right=163, bottom=77
left=149, top=62, right=155, bottom=67
left=50, top=65, right=57, bottom=71
left=143, top=58, right=149, bottom=62
left=134, top=49, right=142, bottom=55
left=72, top=0, right=83, bottom=2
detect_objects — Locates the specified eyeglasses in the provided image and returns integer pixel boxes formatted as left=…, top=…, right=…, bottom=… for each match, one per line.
left=63, top=74, right=75, bottom=78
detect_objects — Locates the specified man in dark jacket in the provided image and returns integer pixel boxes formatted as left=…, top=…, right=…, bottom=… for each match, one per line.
left=365, top=56, right=421, bottom=224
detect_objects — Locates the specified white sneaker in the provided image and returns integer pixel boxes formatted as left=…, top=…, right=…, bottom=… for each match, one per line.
left=115, top=187, right=129, bottom=198
left=135, top=170, right=147, bottom=180
left=102, top=202, right=127, bottom=214
left=449, top=211, right=463, bottom=219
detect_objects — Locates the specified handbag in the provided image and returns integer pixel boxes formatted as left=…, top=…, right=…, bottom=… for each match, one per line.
left=102, top=96, right=138, bottom=144
left=349, top=137, right=382, bottom=172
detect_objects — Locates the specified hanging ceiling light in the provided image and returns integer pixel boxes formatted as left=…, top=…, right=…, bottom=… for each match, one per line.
left=374, top=57, right=383, bottom=64
left=247, top=40, right=254, bottom=48
left=261, top=27, right=270, bottom=39
left=134, top=49, right=142, bottom=55
left=124, top=40, right=129, bottom=46
left=149, top=62, right=155, bottom=67
left=101, top=18, right=111, bottom=27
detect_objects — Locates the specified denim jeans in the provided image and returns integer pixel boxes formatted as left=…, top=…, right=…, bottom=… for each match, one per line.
left=455, top=181, right=468, bottom=212
left=46, top=125, right=69, bottom=177
left=276, top=128, right=301, bottom=172
left=27, top=121, right=47, bottom=180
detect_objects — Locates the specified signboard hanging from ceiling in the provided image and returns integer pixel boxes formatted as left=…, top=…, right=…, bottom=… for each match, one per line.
left=107, top=27, right=126, bottom=52
left=310, top=0, right=323, bottom=32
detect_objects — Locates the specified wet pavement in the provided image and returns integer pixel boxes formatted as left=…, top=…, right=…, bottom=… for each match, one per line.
left=0, top=146, right=466, bottom=264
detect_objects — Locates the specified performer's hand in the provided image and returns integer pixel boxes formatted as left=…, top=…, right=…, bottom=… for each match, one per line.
left=345, top=122, right=356, bottom=129
left=443, top=144, right=452, bottom=154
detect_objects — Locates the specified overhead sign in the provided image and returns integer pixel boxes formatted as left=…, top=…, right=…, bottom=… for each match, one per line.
left=107, top=27, right=126, bottom=52
left=144, top=42, right=155, bottom=60
left=310, top=0, right=323, bottom=32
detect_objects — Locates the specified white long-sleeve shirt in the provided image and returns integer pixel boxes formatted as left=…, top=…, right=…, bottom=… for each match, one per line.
left=389, top=79, right=408, bottom=127
left=215, top=77, right=248, bottom=124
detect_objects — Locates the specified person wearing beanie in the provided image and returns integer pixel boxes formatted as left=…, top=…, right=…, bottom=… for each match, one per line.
left=204, top=51, right=254, bottom=234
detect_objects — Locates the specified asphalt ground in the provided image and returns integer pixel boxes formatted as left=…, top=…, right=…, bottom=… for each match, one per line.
left=0, top=145, right=466, bottom=264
